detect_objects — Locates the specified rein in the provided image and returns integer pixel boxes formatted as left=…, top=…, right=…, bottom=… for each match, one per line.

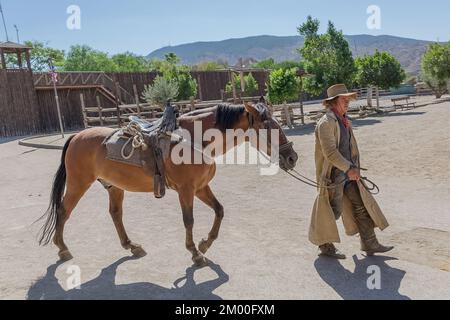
left=282, top=166, right=380, bottom=195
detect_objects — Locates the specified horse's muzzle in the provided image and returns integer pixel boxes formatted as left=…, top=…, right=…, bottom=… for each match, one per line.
left=280, top=148, right=299, bottom=171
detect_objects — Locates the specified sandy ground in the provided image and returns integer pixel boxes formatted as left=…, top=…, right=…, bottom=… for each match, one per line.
left=0, top=99, right=449, bottom=300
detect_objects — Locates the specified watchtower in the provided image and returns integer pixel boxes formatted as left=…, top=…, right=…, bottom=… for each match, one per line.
left=0, top=41, right=32, bottom=70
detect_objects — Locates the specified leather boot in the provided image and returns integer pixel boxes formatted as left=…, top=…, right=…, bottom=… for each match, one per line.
left=319, top=243, right=346, bottom=260
left=352, top=202, right=395, bottom=256
left=361, top=237, right=394, bottom=256
left=359, top=226, right=394, bottom=256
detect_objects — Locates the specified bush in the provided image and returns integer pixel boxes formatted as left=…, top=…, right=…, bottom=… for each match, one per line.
left=225, top=72, right=259, bottom=96
left=142, top=76, right=179, bottom=107
left=267, top=68, right=300, bottom=104
left=173, top=71, right=198, bottom=100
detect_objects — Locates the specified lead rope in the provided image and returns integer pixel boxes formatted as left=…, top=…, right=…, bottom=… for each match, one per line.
left=248, top=113, right=380, bottom=194
left=282, top=166, right=380, bottom=195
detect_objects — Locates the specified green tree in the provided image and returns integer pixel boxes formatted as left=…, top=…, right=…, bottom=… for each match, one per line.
left=298, top=16, right=356, bottom=96
left=422, top=71, right=448, bottom=98
left=252, top=58, right=303, bottom=71
left=175, top=71, right=198, bottom=100
left=191, top=61, right=227, bottom=71
left=111, top=52, right=149, bottom=72
left=267, top=68, right=300, bottom=104
left=63, top=45, right=117, bottom=72
left=355, top=51, right=406, bottom=90
left=422, top=42, right=450, bottom=82
left=148, top=58, right=166, bottom=72
left=252, top=58, right=276, bottom=69
left=275, top=60, right=303, bottom=71
left=148, top=53, right=197, bottom=100
left=5, top=41, right=65, bottom=71
left=421, top=42, right=450, bottom=98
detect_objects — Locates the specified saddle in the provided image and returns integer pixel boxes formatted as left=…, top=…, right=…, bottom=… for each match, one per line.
left=103, top=102, right=179, bottom=199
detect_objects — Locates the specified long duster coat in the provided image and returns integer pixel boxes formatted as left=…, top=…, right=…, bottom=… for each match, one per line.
left=309, top=110, right=389, bottom=246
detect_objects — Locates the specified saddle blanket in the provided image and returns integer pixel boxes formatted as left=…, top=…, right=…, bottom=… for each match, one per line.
left=103, top=130, right=144, bottom=168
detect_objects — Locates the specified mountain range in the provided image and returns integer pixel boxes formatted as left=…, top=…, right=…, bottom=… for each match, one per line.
left=147, top=34, right=438, bottom=75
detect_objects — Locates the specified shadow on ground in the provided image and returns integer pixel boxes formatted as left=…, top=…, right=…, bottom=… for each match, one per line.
left=0, top=137, right=22, bottom=145
left=27, top=256, right=229, bottom=300
left=378, top=111, right=426, bottom=118
left=314, top=255, right=410, bottom=300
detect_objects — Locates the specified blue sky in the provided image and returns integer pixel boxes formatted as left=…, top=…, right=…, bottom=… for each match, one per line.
left=1, top=0, right=449, bottom=55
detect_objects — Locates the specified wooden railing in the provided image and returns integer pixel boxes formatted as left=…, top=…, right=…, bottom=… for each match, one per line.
left=33, top=71, right=134, bottom=104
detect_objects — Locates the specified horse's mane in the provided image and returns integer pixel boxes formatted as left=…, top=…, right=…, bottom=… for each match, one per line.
left=215, top=104, right=245, bottom=131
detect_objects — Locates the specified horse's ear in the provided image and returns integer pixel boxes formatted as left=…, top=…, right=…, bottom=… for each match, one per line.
left=259, top=96, right=266, bottom=104
left=244, top=101, right=261, bottom=120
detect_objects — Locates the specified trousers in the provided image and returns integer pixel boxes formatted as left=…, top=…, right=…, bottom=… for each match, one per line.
left=330, top=172, right=377, bottom=245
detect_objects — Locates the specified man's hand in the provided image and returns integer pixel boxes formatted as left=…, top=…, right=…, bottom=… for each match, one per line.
left=347, top=168, right=361, bottom=181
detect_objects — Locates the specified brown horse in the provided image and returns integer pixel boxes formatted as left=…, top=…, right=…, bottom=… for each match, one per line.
left=38, top=100, right=298, bottom=266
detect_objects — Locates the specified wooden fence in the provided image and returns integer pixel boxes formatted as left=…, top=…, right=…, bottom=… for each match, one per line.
left=35, top=87, right=113, bottom=132
left=2, top=69, right=418, bottom=137
left=0, top=70, right=270, bottom=137
left=0, top=70, right=40, bottom=137
left=32, top=71, right=269, bottom=104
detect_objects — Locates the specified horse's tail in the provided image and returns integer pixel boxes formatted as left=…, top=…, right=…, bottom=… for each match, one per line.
left=37, top=135, right=75, bottom=246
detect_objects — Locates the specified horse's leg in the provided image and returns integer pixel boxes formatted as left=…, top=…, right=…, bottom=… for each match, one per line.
left=196, top=185, right=224, bottom=254
left=107, top=186, right=147, bottom=258
left=53, top=180, right=92, bottom=261
left=178, top=188, right=207, bottom=266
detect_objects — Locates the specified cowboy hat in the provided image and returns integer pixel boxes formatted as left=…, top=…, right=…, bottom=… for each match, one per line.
left=323, top=84, right=358, bottom=104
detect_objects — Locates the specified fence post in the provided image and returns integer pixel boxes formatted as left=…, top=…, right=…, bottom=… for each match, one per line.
left=240, top=70, right=245, bottom=94
left=133, top=84, right=141, bottom=116
left=96, top=95, right=104, bottom=126
left=367, top=86, right=373, bottom=108
left=80, top=93, right=88, bottom=129
left=376, top=86, right=380, bottom=109
left=230, top=70, right=237, bottom=104
left=196, top=74, right=203, bottom=101
left=284, top=102, right=293, bottom=129
left=299, top=77, right=305, bottom=125
left=0, top=49, right=6, bottom=69
left=113, top=78, right=122, bottom=126
left=190, top=97, right=196, bottom=112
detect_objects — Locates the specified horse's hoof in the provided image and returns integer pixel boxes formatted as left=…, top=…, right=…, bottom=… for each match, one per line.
left=198, top=239, right=209, bottom=254
left=58, top=250, right=73, bottom=262
left=131, top=246, right=147, bottom=258
left=192, top=254, right=208, bottom=267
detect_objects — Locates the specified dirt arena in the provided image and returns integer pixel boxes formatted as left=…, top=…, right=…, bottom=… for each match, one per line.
left=1, top=99, right=449, bottom=300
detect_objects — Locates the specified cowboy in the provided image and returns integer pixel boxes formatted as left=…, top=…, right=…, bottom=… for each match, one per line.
left=309, top=84, right=394, bottom=259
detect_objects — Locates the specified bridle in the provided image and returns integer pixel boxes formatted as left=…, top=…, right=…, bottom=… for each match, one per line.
left=247, top=110, right=295, bottom=159
left=247, top=110, right=380, bottom=195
